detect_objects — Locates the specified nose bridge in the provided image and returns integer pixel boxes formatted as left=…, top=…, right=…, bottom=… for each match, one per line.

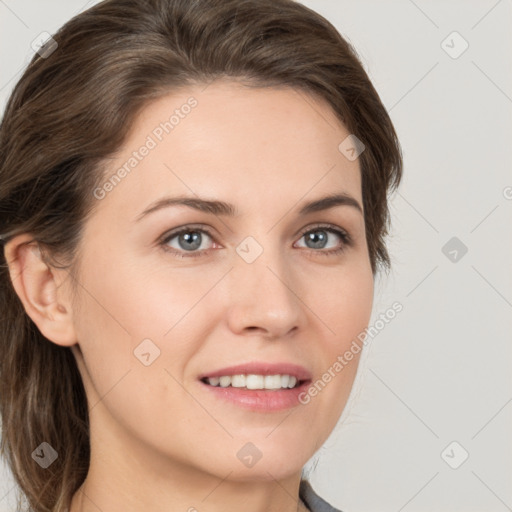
left=236, top=233, right=291, bottom=293
left=226, top=232, right=303, bottom=336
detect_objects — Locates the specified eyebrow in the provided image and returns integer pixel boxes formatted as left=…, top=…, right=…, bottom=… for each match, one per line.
left=135, top=192, right=363, bottom=222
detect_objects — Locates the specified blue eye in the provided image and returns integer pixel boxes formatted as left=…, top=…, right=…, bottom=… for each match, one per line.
left=160, top=226, right=215, bottom=257
left=295, top=225, right=351, bottom=255
left=159, top=223, right=351, bottom=259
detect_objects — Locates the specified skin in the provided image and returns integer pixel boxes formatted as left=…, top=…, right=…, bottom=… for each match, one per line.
left=5, top=80, right=374, bottom=512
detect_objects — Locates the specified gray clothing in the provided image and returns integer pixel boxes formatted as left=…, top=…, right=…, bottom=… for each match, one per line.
left=299, top=480, right=342, bottom=512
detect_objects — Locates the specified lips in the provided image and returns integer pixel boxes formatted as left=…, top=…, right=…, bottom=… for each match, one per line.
left=197, top=361, right=313, bottom=411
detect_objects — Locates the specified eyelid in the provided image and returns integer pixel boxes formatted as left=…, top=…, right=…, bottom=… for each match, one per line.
left=158, top=222, right=352, bottom=258
left=158, top=224, right=217, bottom=253
left=295, top=222, right=351, bottom=243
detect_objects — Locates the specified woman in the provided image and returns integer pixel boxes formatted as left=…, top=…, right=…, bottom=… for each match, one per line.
left=0, top=0, right=402, bottom=511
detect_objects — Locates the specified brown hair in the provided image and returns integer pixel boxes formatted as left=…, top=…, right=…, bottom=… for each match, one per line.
left=0, top=0, right=402, bottom=510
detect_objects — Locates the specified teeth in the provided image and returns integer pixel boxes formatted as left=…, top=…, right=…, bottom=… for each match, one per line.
left=204, top=374, right=300, bottom=390
left=264, top=375, right=281, bottom=389
left=208, top=376, right=220, bottom=386
left=219, top=376, right=231, bottom=387
left=231, top=375, right=246, bottom=388
left=246, top=374, right=263, bottom=389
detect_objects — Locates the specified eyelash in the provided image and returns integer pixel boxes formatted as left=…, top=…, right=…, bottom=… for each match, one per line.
left=158, top=223, right=352, bottom=259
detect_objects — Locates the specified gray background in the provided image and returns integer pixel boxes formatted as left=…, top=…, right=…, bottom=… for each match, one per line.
left=1, top=1, right=511, bottom=511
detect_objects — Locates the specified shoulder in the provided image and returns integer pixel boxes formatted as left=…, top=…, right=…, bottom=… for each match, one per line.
left=299, top=479, right=344, bottom=512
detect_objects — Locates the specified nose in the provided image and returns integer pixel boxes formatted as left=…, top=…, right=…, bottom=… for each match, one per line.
left=225, top=242, right=304, bottom=340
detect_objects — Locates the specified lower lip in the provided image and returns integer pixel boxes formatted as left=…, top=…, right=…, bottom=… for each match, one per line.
left=199, top=379, right=311, bottom=412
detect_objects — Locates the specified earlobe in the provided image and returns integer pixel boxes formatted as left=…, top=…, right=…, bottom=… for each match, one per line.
left=3, top=234, right=77, bottom=347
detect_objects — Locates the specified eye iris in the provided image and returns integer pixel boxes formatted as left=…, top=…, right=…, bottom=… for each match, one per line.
left=306, top=230, right=327, bottom=249
left=179, top=231, right=202, bottom=251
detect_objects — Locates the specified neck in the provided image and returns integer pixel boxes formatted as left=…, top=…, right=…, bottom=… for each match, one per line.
left=70, top=469, right=309, bottom=512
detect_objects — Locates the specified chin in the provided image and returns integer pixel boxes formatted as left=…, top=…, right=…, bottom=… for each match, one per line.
left=201, top=437, right=311, bottom=482
left=220, top=464, right=303, bottom=483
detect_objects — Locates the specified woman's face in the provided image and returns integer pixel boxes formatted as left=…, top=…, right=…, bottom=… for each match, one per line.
left=67, top=80, right=374, bottom=482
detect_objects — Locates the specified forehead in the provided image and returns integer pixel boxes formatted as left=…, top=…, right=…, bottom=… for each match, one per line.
left=93, top=80, right=362, bottom=218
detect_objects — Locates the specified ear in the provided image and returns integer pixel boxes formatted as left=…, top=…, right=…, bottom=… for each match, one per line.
left=3, top=234, right=77, bottom=346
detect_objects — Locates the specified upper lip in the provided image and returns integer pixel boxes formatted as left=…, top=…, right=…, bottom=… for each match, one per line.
left=199, top=362, right=312, bottom=382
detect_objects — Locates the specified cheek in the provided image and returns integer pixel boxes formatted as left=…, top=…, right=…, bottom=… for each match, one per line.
left=301, top=262, right=373, bottom=423
left=317, top=261, right=374, bottom=346
left=75, top=248, right=199, bottom=338
left=71, top=254, right=214, bottom=387
left=69, top=257, right=205, bottom=445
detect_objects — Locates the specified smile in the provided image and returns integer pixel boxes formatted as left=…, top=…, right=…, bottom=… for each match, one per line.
left=202, top=374, right=301, bottom=390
